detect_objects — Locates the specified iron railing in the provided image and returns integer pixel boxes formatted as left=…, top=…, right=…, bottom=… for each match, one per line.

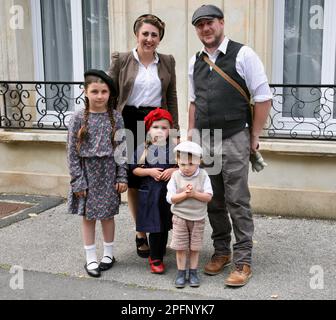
left=0, top=81, right=84, bottom=130
left=1, top=81, right=336, bottom=140
left=265, top=85, right=336, bottom=140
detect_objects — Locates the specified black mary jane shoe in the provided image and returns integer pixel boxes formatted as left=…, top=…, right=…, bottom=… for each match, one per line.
left=84, top=262, right=101, bottom=278
left=99, top=256, right=116, bottom=271
left=136, top=236, right=150, bottom=258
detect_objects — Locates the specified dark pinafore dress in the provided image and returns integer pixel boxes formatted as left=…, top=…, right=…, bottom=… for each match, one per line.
left=130, top=142, right=176, bottom=233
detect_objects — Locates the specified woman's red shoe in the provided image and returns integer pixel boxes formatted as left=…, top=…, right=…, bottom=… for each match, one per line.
left=149, top=257, right=165, bottom=274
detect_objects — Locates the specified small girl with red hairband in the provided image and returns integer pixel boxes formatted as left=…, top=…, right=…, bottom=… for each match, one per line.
left=130, top=108, right=177, bottom=274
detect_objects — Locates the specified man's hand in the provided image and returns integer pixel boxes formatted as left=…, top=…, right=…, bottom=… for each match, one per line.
left=187, top=102, right=196, bottom=141
left=250, top=134, right=260, bottom=154
left=251, top=100, right=271, bottom=153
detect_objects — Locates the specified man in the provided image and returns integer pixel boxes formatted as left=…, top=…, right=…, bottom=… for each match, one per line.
left=188, top=4, right=272, bottom=287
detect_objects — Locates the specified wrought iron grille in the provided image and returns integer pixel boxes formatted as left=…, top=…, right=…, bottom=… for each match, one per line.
left=0, top=81, right=84, bottom=130
left=1, top=82, right=336, bottom=140
left=264, top=85, right=336, bottom=140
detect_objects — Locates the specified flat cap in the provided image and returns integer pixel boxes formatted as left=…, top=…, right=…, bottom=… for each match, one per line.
left=192, top=4, right=224, bottom=26
left=84, top=69, right=117, bottom=96
left=174, top=141, right=203, bottom=158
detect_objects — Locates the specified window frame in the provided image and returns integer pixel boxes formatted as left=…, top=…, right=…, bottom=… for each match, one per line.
left=30, top=0, right=84, bottom=125
left=272, top=0, right=336, bottom=136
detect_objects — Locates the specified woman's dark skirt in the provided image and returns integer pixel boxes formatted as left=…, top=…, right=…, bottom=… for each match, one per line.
left=122, top=105, right=156, bottom=188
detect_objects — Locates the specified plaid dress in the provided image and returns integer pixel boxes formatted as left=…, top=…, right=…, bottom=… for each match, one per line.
left=67, top=109, right=127, bottom=220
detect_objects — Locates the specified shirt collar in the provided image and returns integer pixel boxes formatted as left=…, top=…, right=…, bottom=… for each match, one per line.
left=179, top=167, right=200, bottom=178
left=200, top=36, right=229, bottom=57
left=132, top=48, right=159, bottom=64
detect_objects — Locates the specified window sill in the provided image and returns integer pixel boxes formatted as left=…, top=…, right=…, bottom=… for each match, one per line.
left=0, top=130, right=67, bottom=144
left=1, top=131, right=335, bottom=155
left=260, top=139, right=336, bottom=156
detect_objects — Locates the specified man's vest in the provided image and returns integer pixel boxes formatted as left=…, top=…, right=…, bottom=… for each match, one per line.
left=193, top=40, right=252, bottom=138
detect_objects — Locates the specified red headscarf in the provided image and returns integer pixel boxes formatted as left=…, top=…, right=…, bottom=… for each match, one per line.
left=144, top=108, right=173, bottom=131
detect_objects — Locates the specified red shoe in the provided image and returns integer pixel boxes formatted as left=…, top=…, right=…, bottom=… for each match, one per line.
left=149, top=257, right=165, bottom=274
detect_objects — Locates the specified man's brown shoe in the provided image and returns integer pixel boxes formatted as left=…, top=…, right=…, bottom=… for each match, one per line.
left=225, top=264, right=252, bottom=287
left=204, top=254, right=232, bottom=275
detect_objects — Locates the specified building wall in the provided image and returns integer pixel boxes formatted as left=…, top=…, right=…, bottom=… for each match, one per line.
left=109, top=0, right=273, bottom=130
left=0, top=132, right=69, bottom=197
left=1, top=133, right=335, bottom=219
left=1, top=0, right=336, bottom=219
left=250, top=140, right=336, bottom=219
left=0, top=0, right=34, bottom=81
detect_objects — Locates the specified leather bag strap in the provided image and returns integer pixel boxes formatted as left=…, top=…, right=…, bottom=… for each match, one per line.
left=203, top=55, right=250, bottom=104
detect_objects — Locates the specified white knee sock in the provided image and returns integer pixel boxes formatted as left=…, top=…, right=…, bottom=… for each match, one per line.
left=84, top=244, right=98, bottom=270
left=101, top=242, right=114, bottom=263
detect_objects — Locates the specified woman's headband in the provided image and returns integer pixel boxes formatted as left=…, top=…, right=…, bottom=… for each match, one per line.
left=133, top=14, right=165, bottom=40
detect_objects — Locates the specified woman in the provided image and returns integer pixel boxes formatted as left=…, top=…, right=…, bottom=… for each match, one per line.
left=108, top=14, right=179, bottom=258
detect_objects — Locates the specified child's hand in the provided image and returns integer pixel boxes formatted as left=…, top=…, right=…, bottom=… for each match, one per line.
left=115, top=183, right=128, bottom=193
left=74, top=190, right=87, bottom=198
left=184, top=184, right=194, bottom=198
left=185, top=190, right=195, bottom=198
left=159, top=168, right=176, bottom=181
left=149, top=168, right=164, bottom=181
left=182, top=185, right=191, bottom=193
left=184, top=184, right=193, bottom=192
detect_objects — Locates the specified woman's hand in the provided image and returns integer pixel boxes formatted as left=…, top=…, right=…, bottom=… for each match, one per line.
left=149, top=168, right=164, bottom=181
left=115, top=183, right=128, bottom=193
left=74, top=190, right=87, bottom=198
left=159, top=168, right=176, bottom=181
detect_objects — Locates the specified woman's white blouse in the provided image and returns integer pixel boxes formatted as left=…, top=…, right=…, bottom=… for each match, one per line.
left=126, top=48, right=162, bottom=108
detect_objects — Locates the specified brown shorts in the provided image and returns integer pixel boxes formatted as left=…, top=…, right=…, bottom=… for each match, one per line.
left=170, top=215, right=205, bottom=251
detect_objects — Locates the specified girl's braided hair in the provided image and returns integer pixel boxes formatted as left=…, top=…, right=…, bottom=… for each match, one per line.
left=76, top=75, right=117, bottom=153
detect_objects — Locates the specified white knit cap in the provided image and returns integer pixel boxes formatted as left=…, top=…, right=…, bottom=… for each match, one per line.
left=173, top=141, right=203, bottom=157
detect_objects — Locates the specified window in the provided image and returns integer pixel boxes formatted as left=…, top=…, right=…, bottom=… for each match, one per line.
left=30, top=0, right=110, bottom=126
left=272, top=0, right=336, bottom=138
left=31, top=0, right=84, bottom=82
left=83, top=0, right=110, bottom=71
